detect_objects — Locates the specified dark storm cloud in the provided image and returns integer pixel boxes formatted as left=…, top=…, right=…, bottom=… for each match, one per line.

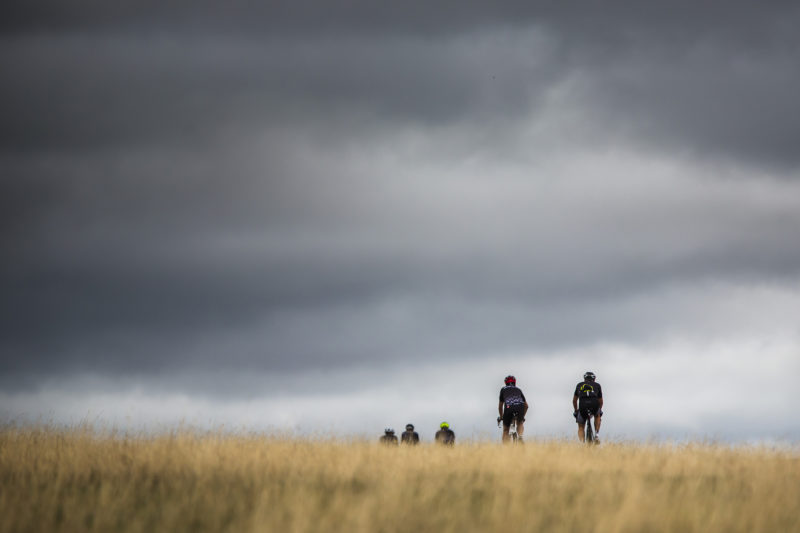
left=3, top=1, right=800, bottom=162
left=0, top=32, right=554, bottom=153
left=3, top=1, right=796, bottom=37
left=4, top=146, right=800, bottom=381
left=3, top=1, right=800, bottom=388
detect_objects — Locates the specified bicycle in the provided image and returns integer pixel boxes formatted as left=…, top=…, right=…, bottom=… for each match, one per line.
left=581, top=411, right=600, bottom=445
left=497, top=414, right=521, bottom=444
left=573, top=409, right=600, bottom=445
left=585, top=412, right=595, bottom=444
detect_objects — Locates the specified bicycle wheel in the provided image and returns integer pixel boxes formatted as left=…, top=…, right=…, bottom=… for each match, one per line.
left=510, top=416, right=518, bottom=443
left=585, top=417, right=594, bottom=443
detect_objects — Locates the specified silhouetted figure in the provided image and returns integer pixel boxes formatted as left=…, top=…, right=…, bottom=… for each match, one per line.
left=499, top=374, right=529, bottom=443
left=434, top=422, right=455, bottom=446
left=401, top=423, right=420, bottom=445
left=573, top=371, right=604, bottom=443
left=379, top=428, right=399, bottom=445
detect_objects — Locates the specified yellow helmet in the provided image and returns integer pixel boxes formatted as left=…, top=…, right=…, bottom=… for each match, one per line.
left=440, top=421, right=449, bottom=429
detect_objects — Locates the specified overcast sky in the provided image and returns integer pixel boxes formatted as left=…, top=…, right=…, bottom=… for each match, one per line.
left=2, top=1, right=800, bottom=442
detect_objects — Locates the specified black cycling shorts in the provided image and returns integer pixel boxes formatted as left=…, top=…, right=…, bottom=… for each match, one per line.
left=578, top=398, right=601, bottom=420
left=503, top=405, right=524, bottom=426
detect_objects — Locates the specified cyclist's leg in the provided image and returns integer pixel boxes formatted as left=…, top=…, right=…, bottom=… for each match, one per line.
left=502, top=408, right=512, bottom=443
left=576, top=411, right=586, bottom=442
left=510, top=407, right=523, bottom=437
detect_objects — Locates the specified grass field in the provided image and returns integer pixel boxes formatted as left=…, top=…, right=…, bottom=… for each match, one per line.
left=1, top=427, right=799, bottom=532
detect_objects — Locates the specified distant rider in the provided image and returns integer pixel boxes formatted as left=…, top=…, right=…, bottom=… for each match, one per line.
left=379, top=428, right=399, bottom=445
left=498, top=375, right=529, bottom=443
left=573, top=371, right=603, bottom=442
left=401, top=423, right=420, bottom=445
left=435, top=422, right=455, bottom=446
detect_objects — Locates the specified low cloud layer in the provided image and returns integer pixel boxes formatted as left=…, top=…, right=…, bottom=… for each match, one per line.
left=5, top=334, right=798, bottom=442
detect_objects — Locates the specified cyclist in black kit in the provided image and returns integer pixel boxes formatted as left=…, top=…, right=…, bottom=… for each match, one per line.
left=498, top=375, right=529, bottom=443
left=573, top=371, right=603, bottom=443
left=435, top=422, right=455, bottom=446
left=379, top=428, right=399, bottom=445
left=401, top=424, right=420, bottom=445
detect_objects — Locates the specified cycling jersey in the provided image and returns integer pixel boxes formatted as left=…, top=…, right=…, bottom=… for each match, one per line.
left=574, top=380, right=603, bottom=420
left=379, top=434, right=398, bottom=445
left=435, top=428, right=455, bottom=445
left=574, top=381, right=602, bottom=404
left=499, top=385, right=526, bottom=408
left=401, top=431, right=420, bottom=445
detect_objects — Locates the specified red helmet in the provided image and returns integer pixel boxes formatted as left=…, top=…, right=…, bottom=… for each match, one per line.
left=504, top=375, right=516, bottom=385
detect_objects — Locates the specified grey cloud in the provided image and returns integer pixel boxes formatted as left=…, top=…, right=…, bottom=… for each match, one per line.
left=3, top=1, right=795, bottom=38
left=4, top=139, right=800, bottom=381
left=562, top=38, right=800, bottom=169
left=3, top=0, right=800, bottom=394
left=4, top=1, right=800, bottom=165
left=0, top=30, right=560, bottom=154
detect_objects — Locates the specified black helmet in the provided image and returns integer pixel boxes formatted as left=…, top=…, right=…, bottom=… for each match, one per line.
left=385, top=427, right=395, bottom=434
left=584, top=371, right=596, bottom=381
left=405, top=424, right=414, bottom=431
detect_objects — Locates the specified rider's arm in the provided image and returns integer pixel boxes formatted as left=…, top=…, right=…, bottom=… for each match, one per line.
left=598, top=397, right=604, bottom=409
left=572, top=395, right=578, bottom=411
left=498, top=401, right=504, bottom=418
left=523, top=401, right=529, bottom=416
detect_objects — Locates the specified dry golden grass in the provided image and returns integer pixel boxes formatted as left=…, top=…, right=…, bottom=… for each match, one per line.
left=1, top=426, right=799, bottom=533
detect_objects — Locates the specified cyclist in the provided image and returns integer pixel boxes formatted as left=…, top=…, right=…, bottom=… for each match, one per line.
left=379, top=428, right=399, bottom=445
left=434, top=422, right=455, bottom=446
left=573, top=371, right=603, bottom=443
left=401, top=423, right=420, bottom=445
left=498, top=375, right=529, bottom=443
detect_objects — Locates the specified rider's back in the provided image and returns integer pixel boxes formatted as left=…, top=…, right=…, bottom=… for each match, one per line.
left=435, top=429, right=455, bottom=445
left=499, top=385, right=526, bottom=407
left=575, top=380, right=602, bottom=410
left=401, top=431, right=419, bottom=444
left=379, top=434, right=398, bottom=445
